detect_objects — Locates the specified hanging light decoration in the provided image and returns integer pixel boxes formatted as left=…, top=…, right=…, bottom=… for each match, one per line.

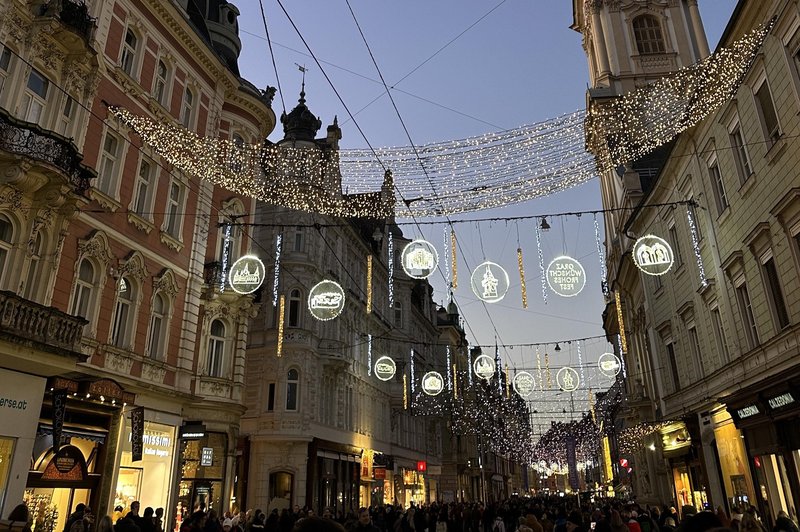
left=545, top=352, right=552, bottom=389
left=615, top=291, right=628, bottom=355
left=366, top=254, right=373, bottom=314
left=387, top=232, right=394, bottom=308
left=403, top=373, right=408, bottom=410
left=272, top=233, right=282, bottom=307
left=593, top=215, right=609, bottom=296
left=276, top=294, right=286, bottom=357
left=577, top=340, right=585, bottom=385
left=536, top=348, right=543, bottom=390
left=446, top=345, right=452, bottom=391
left=535, top=223, right=547, bottom=304
left=367, top=334, right=373, bottom=377
left=686, top=205, right=708, bottom=288
left=451, top=229, right=458, bottom=289
left=220, top=223, right=232, bottom=292
left=517, top=247, right=528, bottom=308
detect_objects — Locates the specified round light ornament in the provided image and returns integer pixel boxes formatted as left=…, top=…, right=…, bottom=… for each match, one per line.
left=470, top=261, right=510, bottom=303
left=307, top=280, right=345, bottom=321
left=513, top=371, right=536, bottom=398
left=401, top=239, right=438, bottom=279
left=421, top=371, right=444, bottom=396
left=597, top=353, right=622, bottom=378
left=473, top=354, right=496, bottom=380
left=546, top=256, right=586, bottom=297
left=228, top=255, right=266, bottom=295
left=556, top=367, right=580, bottom=392
left=374, top=356, right=396, bottom=381
left=633, top=235, right=674, bottom=276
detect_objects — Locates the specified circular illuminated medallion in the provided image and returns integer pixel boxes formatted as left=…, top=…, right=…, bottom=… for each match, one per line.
left=228, top=255, right=266, bottom=295
left=374, top=356, right=396, bottom=381
left=513, top=371, right=536, bottom=397
left=473, top=354, right=496, bottom=380
left=470, top=261, right=510, bottom=303
left=597, top=353, right=622, bottom=378
left=546, top=256, right=586, bottom=297
left=421, top=371, right=444, bottom=396
left=401, top=239, right=438, bottom=279
left=556, top=367, right=580, bottom=392
left=632, top=235, right=674, bottom=276
left=307, top=280, right=345, bottom=321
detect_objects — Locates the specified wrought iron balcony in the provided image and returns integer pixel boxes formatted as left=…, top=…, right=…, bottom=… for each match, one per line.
left=39, top=0, right=96, bottom=44
left=0, top=290, right=87, bottom=358
left=0, top=109, right=95, bottom=194
left=204, top=261, right=224, bottom=288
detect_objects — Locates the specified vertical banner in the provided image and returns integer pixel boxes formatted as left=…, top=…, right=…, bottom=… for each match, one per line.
left=566, top=435, right=579, bottom=491
left=52, top=390, right=67, bottom=451
left=131, top=406, right=145, bottom=462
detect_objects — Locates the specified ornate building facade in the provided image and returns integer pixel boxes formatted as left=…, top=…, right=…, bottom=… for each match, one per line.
left=0, top=0, right=273, bottom=527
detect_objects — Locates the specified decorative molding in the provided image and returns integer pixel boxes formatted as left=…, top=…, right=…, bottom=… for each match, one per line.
left=78, top=231, right=114, bottom=266
left=198, top=377, right=232, bottom=399
left=104, top=350, right=134, bottom=374
left=0, top=187, right=24, bottom=210
left=159, top=231, right=183, bottom=252
left=88, top=188, right=122, bottom=212
left=153, top=269, right=180, bottom=298
left=118, top=251, right=149, bottom=282
left=127, top=212, right=155, bottom=234
left=141, top=360, right=167, bottom=383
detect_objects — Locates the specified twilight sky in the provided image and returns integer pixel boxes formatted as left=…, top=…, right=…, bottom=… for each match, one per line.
left=234, top=1, right=738, bottom=423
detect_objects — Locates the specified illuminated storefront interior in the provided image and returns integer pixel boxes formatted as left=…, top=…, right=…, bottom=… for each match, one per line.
left=115, top=419, right=176, bottom=514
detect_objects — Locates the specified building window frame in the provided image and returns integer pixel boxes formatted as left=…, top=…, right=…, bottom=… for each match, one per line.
left=632, top=14, right=667, bottom=55
left=153, top=58, right=170, bottom=107
left=131, top=156, right=156, bottom=219
left=668, top=220, right=683, bottom=269
left=710, top=305, right=730, bottom=363
left=728, top=116, right=753, bottom=184
left=120, top=27, right=140, bottom=78
left=206, top=318, right=228, bottom=378
left=110, top=275, right=137, bottom=349
left=752, top=71, right=781, bottom=148
left=759, top=250, right=791, bottom=332
left=287, top=288, right=302, bottom=328
left=706, top=153, right=729, bottom=216
left=97, top=129, right=124, bottom=198
left=180, top=86, right=194, bottom=129
left=163, top=176, right=186, bottom=240
left=22, top=67, right=50, bottom=126
left=0, top=43, right=13, bottom=97
left=146, top=292, right=169, bottom=360
left=0, top=213, right=15, bottom=290
left=733, top=277, right=759, bottom=350
left=285, top=368, right=299, bottom=411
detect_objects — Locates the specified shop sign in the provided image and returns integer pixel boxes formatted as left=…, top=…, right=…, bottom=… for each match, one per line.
left=179, top=423, right=206, bottom=439
left=201, top=447, right=213, bottom=466
left=416, top=460, right=427, bottom=472
left=229, top=255, right=266, bottom=295
left=131, top=406, right=145, bottom=462
left=767, top=392, right=795, bottom=410
left=736, top=405, right=760, bottom=419
left=374, top=356, right=396, bottom=381
left=546, top=256, right=586, bottom=297
left=401, top=240, right=438, bottom=279
left=373, top=467, right=386, bottom=480
left=42, top=445, right=87, bottom=481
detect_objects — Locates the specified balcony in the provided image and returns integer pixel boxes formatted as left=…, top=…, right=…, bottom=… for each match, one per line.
left=0, top=109, right=95, bottom=194
left=0, top=290, right=87, bottom=359
left=38, top=0, right=96, bottom=45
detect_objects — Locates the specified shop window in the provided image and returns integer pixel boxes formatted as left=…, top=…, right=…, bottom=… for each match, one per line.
left=153, top=59, right=169, bottom=106
left=269, top=471, right=293, bottom=507
left=288, top=289, right=301, bottom=328
left=115, top=419, right=176, bottom=513
left=70, top=259, right=97, bottom=321
left=180, top=87, right=194, bottom=129
left=23, top=232, right=44, bottom=301
left=163, top=179, right=185, bottom=239
left=286, top=369, right=299, bottom=411
left=111, top=276, right=136, bottom=348
left=0, top=437, right=14, bottom=513
left=0, top=214, right=14, bottom=289
left=147, top=293, right=168, bottom=360
left=632, top=15, right=666, bottom=55
left=707, top=155, right=728, bottom=215
left=754, top=77, right=781, bottom=147
left=761, top=256, right=790, bottom=331
left=735, top=282, right=759, bottom=349
left=175, top=432, right=227, bottom=521
left=120, top=29, right=138, bottom=77
left=97, top=130, right=122, bottom=197
left=207, top=319, right=226, bottom=377
left=22, top=68, right=49, bottom=126
left=132, top=157, right=155, bottom=218
left=729, top=120, right=753, bottom=183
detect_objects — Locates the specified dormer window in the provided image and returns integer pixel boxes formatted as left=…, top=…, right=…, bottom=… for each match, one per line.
left=633, top=15, right=666, bottom=55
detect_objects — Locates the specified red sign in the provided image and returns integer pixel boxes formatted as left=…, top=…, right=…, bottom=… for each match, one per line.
left=619, top=458, right=629, bottom=468
left=416, top=460, right=427, bottom=472
left=754, top=456, right=762, bottom=468
left=373, top=467, right=386, bottom=480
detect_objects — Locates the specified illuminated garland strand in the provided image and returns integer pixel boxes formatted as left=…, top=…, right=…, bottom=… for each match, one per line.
left=410, top=349, right=415, bottom=394
left=220, top=223, right=232, bottom=292
left=618, top=333, right=627, bottom=379
left=517, top=247, right=528, bottom=308
left=686, top=206, right=707, bottom=288
left=536, top=348, right=543, bottom=390
left=453, top=362, right=458, bottom=398
left=367, top=333, right=373, bottom=377
left=545, top=352, right=552, bottom=389
left=387, top=232, right=394, bottom=307
left=272, top=233, right=282, bottom=307
left=276, top=294, right=286, bottom=357
left=496, top=345, right=502, bottom=393
left=366, top=254, right=373, bottom=313
left=593, top=215, right=609, bottom=296
left=535, top=224, right=547, bottom=304
left=468, top=349, right=474, bottom=386
left=446, top=345, right=452, bottom=391
left=577, top=340, right=585, bottom=385
left=505, top=363, right=510, bottom=399
left=403, top=374, right=408, bottom=410
left=615, top=292, right=628, bottom=355
left=451, top=229, right=458, bottom=289
left=443, top=227, right=451, bottom=288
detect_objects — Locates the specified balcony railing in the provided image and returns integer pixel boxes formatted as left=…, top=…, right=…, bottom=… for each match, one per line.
left=0, top=290, right=87, bottom=357
left=204, top=261, right=224, bottom=288
left=0, top=109, right=95, bottom=194
left=39, top=0, right=96, bottom=43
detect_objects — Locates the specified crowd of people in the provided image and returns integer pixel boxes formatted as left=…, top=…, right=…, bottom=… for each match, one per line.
left=3, top=498, right=799, bottom=532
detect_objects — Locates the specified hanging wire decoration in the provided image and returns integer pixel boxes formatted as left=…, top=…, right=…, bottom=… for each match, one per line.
left=535, top=223, right=547, bottom=304
left=220, top=223, right=232, bottom=292
left=276, top=294, right=285, bottom=357
left=686, top=205, right=708, bottom=288
left=450, top=229, right=458, bottom=289
left=366, top=254, right=373, bottom=314
left=518, top=246, right=528, bottom=309
left=467, top=349, right=474, bottom=387
left=272, top=232, right=282, bottom=307
left=367, top=333, right=373, bottom=377
left=545, top=352, right=552, bottom=389
left=577, top=340, right=585, bottom=386
left=536, top=347, right=543, bottom=390
left=443, top=226, right=451, bottom=288
left=446, top=345, right=452, bottom=391
left=593, top=214, right=609, bottom=296
left=410, top=349, right=416, bottom=394
left=615, top=291, right=628, bottom=355
left=387, top=232, right=394, bottom=307
left=617, top=333, right=627, bottom=379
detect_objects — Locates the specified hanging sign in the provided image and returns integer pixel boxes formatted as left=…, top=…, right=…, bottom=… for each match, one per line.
left=597, top=353, right=622, bottom=378
left=470, top=261, right=510, bottom=303
left=130, top=406, right=145, bottom=462
left=473, top=354, right=496, bottom=380
left=41, top=445, right=87, bottom=482
left=229, top=255, right=266, bottom=294
left=513, top=371, right=536, bottom=397
left=632, top=235, right=674, bottom=276
left=51, top=389, right=67, bottom=451
left=556, top=367, right=580, bottom=392
left=546, top=256, right=586, bottom=297
left=308, top=280, right=345, bottom=321
left=401, top=239, right=438, bottom=279
left=201, top=447, right=214, bottom=467
left=374, top=356, right=397, bottom=381
left=421, top=372, right=444, bottom=396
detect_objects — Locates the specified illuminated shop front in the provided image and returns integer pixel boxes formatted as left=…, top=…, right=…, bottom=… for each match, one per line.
left=661, top=422, right=708, bottom=515
left=400, top=468, right=426, bottom=507
left=306, top=439, right=361, bottom=515
left=114, top=416, right=177, bottom=515
left=711, top=409, right=755, bottom=509
left=174, top=429, right=228, bottom=523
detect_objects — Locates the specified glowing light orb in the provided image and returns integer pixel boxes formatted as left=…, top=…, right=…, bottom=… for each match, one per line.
left=546, top=256, right=586, bottom=297
left=470, top=261, right=510, bottom=303
left=633, top=235, right=674, bottom=276
left=308, top=280, right=345, bottom=321
left=401, top=240, right=438, bottom=279
left=228, top=255, right=265, bottom=295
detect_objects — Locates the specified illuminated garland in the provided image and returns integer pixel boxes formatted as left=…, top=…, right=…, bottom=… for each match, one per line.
left=577, top=340, right=585, bottom=385
left=618, top=334, right=627, bottom=378
left=535, top=224, right=547, bottom=304
left=545, top=352, right=552, bottom=389
left=387, top=233, right=394, bottom=307
left=403, top=373, right=408, bottom=410
left=536, top=348, right=543, bottom=390
left=220, top=223, right=233, bottom=292
left=594, top=215, right=608, bottom=296
left=615, top=291, right=628, bottom=354
left=410, top=349, right=416, bottom=394
left=452, top=362, right=458, bottom=398
left=686, top=206, right=707, bottom=288
left=517, top=247, right=528, bottom=308
left=586, top=21, right=774, bottom=173
left=276, top=295, right=285, bottom=357
left=446, top=345, right=452, bottom=391
left=618, top=421, right=676, bottom=455
left=505, top=363, right=510, bottom=398
left=272, top=233, right=282, bottom=307
left=467, top=349, right=474, bottom=386
left=366, top=254, right=373, bottom=313
left=367, top=333, right=373, bottom=377
left=451, top=229, right=458, bottom=289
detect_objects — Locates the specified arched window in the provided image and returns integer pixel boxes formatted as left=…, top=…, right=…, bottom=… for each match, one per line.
left=23, top=232, right=43, bottom=300
left=393, top=300, right=403, bottom=328
left=269, top=471, right=294, bottom=506
left=154, top=60, right=169, bottom=106
left=111, top=276, right=136, bottom=348
left=632, top=15, right=665, bottom=55
left=288, top=289, right=302, bottom=328
left=207, top=319, right=226, bottom=377
left=286, top=368, right=299, bottom=411
left=120, top=29, right=138, bottom=76
left=70, top=259, right=95, bottom=319
left=23, top=69, right=50, bottom=125
left=147, top=293, right=168, bottom=359
left=181, top=87, right=194, bottom=128
left=0, top=214, right=13, bottom=287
